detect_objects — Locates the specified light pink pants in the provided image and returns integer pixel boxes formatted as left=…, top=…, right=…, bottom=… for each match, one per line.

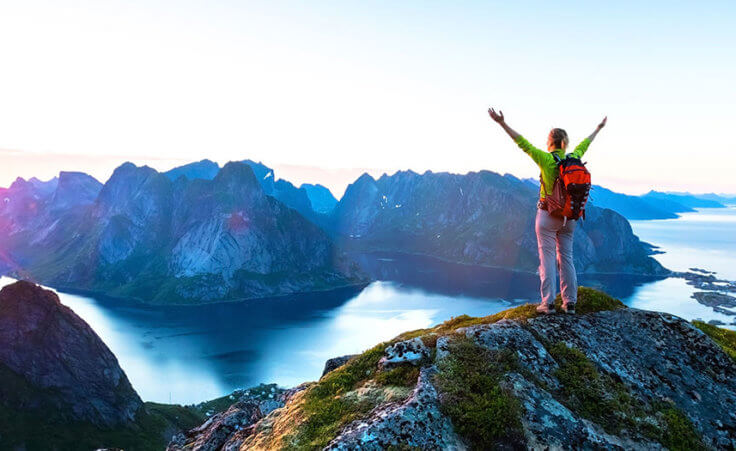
left=535, top=209, right=577, bottom=306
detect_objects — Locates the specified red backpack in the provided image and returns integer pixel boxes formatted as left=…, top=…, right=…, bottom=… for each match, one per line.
left=544, top=155, right=591, bottom=220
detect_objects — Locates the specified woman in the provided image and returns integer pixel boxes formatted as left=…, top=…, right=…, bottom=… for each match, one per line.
left=488, top=108, right=607, bottom=314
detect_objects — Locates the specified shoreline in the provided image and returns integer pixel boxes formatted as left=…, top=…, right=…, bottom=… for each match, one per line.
left=1, top=250, right=670, bottom=307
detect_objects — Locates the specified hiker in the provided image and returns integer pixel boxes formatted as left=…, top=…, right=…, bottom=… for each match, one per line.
left=488, top=108, right=607, bottom=314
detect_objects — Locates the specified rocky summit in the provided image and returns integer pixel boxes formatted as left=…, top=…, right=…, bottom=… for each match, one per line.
left=0, top=280, right=142, bottom=426
left=175, top=287, right=736, bottom=450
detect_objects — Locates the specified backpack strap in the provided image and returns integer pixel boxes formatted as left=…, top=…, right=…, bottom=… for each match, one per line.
left=552, top=153, right=563, bottom=165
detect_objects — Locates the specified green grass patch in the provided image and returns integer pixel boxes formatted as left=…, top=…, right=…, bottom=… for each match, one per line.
left=553, top=286, right=626, bottom=314
left=434, top=337, right=522, bottom=450
left=285, top=344, right=387, bottom=449
left=658, top=404, right=706, bottom=451
left=692, top=321, right=736, bottom=361
left=549, top=342, right=639, bottom=433
left=398, top=287, right=625, bottom=341
left=548, top=342, right=704, bottom=448
left=375, top=365, right=421, bottom=387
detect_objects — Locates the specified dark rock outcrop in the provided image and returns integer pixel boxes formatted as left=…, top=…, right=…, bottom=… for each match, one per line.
left=321, top=354, right=357, bottom=377
left=0, top=280, right=142, bottom=426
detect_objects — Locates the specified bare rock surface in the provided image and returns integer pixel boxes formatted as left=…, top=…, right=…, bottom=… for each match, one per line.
left=459, top=309, right=736, bottom=449
left=504, top=373, right=659, bottom=450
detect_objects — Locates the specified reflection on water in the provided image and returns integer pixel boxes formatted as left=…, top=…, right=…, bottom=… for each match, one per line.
left=1, top=206, right=734, bottom=404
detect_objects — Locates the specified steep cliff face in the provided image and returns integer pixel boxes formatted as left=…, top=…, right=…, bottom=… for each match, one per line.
left=330, top=170, right=666, bottom=275
left=175, top=288, right=736, bottom=450
left=0, top=280, right=142, bottom=426
left=0, top=280, right=220, bottom=450
left=2, top=162, right=360, bottom=304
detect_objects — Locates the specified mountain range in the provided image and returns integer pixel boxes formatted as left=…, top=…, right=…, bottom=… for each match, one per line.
left=0, top=158, right=710, bottom=304
left=0, top=162, right=359, bottom=304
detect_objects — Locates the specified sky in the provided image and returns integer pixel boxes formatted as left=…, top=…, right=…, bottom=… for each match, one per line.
left=0, top=0, right=734, bottom=198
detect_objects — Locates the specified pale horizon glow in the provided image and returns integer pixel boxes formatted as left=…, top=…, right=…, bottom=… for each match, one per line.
left=1, top=1, right=735, bottom=197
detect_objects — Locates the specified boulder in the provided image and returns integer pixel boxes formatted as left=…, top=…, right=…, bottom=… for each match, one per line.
left=321, top=354, right=357, bottom=377
left=379, top=337, right=431, bottom=369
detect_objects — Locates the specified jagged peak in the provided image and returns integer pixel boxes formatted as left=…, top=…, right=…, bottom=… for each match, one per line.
left=353, top=172, right=376, bottom=184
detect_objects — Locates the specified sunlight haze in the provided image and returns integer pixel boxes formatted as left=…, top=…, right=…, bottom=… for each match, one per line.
left=1, top=0, right=734, bottom=196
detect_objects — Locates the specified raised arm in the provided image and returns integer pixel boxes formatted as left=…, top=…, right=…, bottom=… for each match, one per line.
left=488, top=107, right=548, bottom=166
left=571, top=116, right=607, bottom=158
left=488, top=108, right=520, bottom=141
left=586, top=116, right=607, bottom=142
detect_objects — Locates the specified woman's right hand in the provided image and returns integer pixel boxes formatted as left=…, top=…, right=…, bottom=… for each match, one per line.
left=488, top=108, right=505, bottom=124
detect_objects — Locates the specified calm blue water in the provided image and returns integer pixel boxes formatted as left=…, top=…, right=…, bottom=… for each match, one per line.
left=631, top=206, right=736, bottom=280
left=1, top=207, right=733, bottom=404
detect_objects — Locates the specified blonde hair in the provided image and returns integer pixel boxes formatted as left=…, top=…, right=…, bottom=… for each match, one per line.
left=550, top=128, right=569, bottom=149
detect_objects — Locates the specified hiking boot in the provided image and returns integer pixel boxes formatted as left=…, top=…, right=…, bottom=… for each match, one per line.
left=562, top=303, right=576, bottom=314
left=536, top=303, right=555, bottom=315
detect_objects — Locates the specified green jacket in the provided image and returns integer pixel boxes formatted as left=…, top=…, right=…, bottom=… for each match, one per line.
left=515, top=136, right=591, bottom=200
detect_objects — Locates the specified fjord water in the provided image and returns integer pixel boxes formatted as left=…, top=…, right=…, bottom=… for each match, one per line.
left=630, top=206, right=736, bottom=280
left=2, top=207, right=734, bottom=404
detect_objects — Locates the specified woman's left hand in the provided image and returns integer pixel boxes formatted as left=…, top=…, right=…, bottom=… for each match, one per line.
left=597, top=116, right=607, bottom=130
